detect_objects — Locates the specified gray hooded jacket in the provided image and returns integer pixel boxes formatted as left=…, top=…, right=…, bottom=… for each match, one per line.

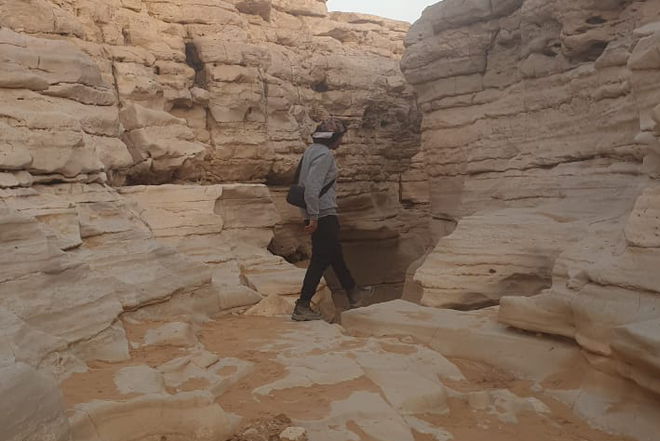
left=298, top=143, right=338, bottom=221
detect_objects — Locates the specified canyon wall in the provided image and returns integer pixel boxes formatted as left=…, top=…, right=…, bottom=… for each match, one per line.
left=403, top=0, right=660, bottom=400
left=0, top=1, right=427, bottom=440
left=0, top=0, right=429, bottom=296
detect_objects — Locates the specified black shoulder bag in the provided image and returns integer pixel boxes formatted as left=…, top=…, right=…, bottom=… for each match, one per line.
left=286, top=158, right=335, bottom=209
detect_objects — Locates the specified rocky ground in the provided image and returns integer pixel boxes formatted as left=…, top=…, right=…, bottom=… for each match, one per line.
left=3, top=0, right=660, bottom=440
left=57, top=302, right=650, bottom=441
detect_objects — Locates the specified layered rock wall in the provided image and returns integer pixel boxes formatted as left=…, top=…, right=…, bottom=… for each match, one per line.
left=1, top=0, right=419, bottom=185
left=0, top=180, right=324, bottom=441
left=0, top=0, right=429, bottom=296
left=0, top=3, right=429, bottom=439
left=403, top=0, right=660, bottom=399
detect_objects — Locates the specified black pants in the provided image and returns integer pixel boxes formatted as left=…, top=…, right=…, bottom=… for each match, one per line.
left=299, top=216, right=356, bottom=303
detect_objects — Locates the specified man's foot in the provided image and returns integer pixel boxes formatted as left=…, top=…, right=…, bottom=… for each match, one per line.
left=347, top=285, right=375, bottom=309
left=291, top=301, right=322, bottom=321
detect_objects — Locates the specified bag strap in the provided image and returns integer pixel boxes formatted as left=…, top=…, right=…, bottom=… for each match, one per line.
left=293, top=158, right=304, bottom=184
left=294, top=155, right=336, bottom=196
left=320, top=179, right=335, bottom=197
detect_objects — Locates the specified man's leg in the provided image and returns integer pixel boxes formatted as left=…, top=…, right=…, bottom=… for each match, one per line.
left=299, top=220, right=334, bottom=303
left=326, top=216, right=356, bottom=291
left=326, top=216, right=374, bottom=308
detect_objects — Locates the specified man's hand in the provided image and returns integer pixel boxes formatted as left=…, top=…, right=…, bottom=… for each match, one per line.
left=304, top=219, right=318, bottom=235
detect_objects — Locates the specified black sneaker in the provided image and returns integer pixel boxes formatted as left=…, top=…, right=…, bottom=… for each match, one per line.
left=291, top=301, right=322, bottom=321
left=347, top=286, right=374, bottom=309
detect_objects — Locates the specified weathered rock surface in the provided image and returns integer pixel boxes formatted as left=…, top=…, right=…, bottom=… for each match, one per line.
left=343, top=301, right=660, bottom=441
left=119, top=183, right=334, bottom=311
left=0, top=182, right=310, bottom=441
left=69, top=391, right=237, bottom=441
left=1, top=0, right=429, bottom=305
left=403, top=0, right=660, bottom=409
left=404, top=0, right=659, bottom=308
left=56, top=309, right=624, bottom=441
left=0, top=1, right=431, bottom=438
left=6, top=0, right=660, bottom=439
left=0, top=362, right=70, bottom=441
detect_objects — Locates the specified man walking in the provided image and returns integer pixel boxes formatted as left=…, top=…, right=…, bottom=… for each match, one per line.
left=292, top=117, right=374, bottom=322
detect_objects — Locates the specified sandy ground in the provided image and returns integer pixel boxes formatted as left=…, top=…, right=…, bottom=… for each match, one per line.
left=60, top=314, right=635, bottom=441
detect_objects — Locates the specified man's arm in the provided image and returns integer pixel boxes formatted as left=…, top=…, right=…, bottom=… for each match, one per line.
left=304, top=152, right=333, bottom=222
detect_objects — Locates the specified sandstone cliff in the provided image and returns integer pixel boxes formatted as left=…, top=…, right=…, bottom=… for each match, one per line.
left=1, top=0, right=418, bottom=185
left=0, top=1, right=427, bottom=440
left=0, top=0, right=429, bottom=296
left=403, top=0, right=660, bottom=405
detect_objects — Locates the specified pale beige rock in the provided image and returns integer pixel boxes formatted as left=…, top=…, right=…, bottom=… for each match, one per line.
left=1, top=0, right=426, bottom=305
left=624, top=184, right=660, bottom=248
left=498, top=182, right=660, bottom=395
left=0, top=142, right=32, bottom=170
left=69, top=392, right=237, bottom=441
left=0, top=28, right=104, bottom=88
left=114, top=366, right=166, bottom=395
left=0, top=362, right=70, bottom=441
left=0, top=307, right=68, bottom=372
left=2, top=189, right=83, bottom=251
left=368, top=370, right=448, bottom=415
left=245, top=294, right=294, bottom=317
left=120, top=183, right=326, bottom=312
left=143, top=322, right=198, bottom=348
left=403, top=417, right=452, bottom=441
left=299, top=392, right=415, bottom=441
left=345, top=301, right=578, bottom=379
left=0, top=244, right=124, bottom=348
left=242, top=263, right=314, bottom=297
left=0, top=182, right=235, bottom=388
left=402, top=3, right=660, bottom=414
left=70, top=322, right=131, bottom=364
left=0, top=29, right=130, bottom=185
left=404, top=0, right=658, bottom=307
left=253, top=351, right=364, bottom=395
left=462, top=389, right=549, bottom=423
left=159, top=352, right=253, bottom=397
left=414, top=209, right=586, bottom=309
left=0, top=0, right=421, bottom=201
left=279, top=427, right=307, bottom=441
left=0, top=171, right=33, bottom=188
left=120, top=184, right=225, bottom=237
left=343, top=300, right=660, bottom=441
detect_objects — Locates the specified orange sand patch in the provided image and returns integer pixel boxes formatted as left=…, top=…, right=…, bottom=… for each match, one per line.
left=60, top=364, right=139, bottom=408
left=198, top=315, right=381, bottom=421
left=425, top=358, right=636, bottom=441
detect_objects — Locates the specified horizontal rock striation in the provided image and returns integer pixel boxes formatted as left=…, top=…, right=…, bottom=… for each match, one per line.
left=0, top=1, right=428, bottom=440
left=0, top=181, right=313, bottom=441
left=1, top=0, right=419, bottom=186
left=404, top=0, right=660, bottom=400
left=0, top=0, right=430, bottom=300
left=403, top=0, right=658, bottom=305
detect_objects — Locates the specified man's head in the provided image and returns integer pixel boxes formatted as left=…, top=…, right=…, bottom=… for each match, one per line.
left=311, top=117, right=347, bottom=150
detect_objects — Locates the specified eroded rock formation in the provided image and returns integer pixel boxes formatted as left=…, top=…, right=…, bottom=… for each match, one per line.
left=0, top=0, right=429, bottom=297
left=403, top=0, right=660, bottom=426
left=0, top=1, right=430, bottom=440
left=4, top=0, right=659, bottom=439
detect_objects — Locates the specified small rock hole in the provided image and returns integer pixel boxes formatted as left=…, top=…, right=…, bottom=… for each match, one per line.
left=121, top=28, right=131, bottom=45
left=311, top=81, right=328, bottom=93
left=185, top=42, right=206, bottom=87
left=582, top=41, right=608, bottom=62
left=542, top=41, right=562, bottom=57
left=586, top=16, right=607, bottom=25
